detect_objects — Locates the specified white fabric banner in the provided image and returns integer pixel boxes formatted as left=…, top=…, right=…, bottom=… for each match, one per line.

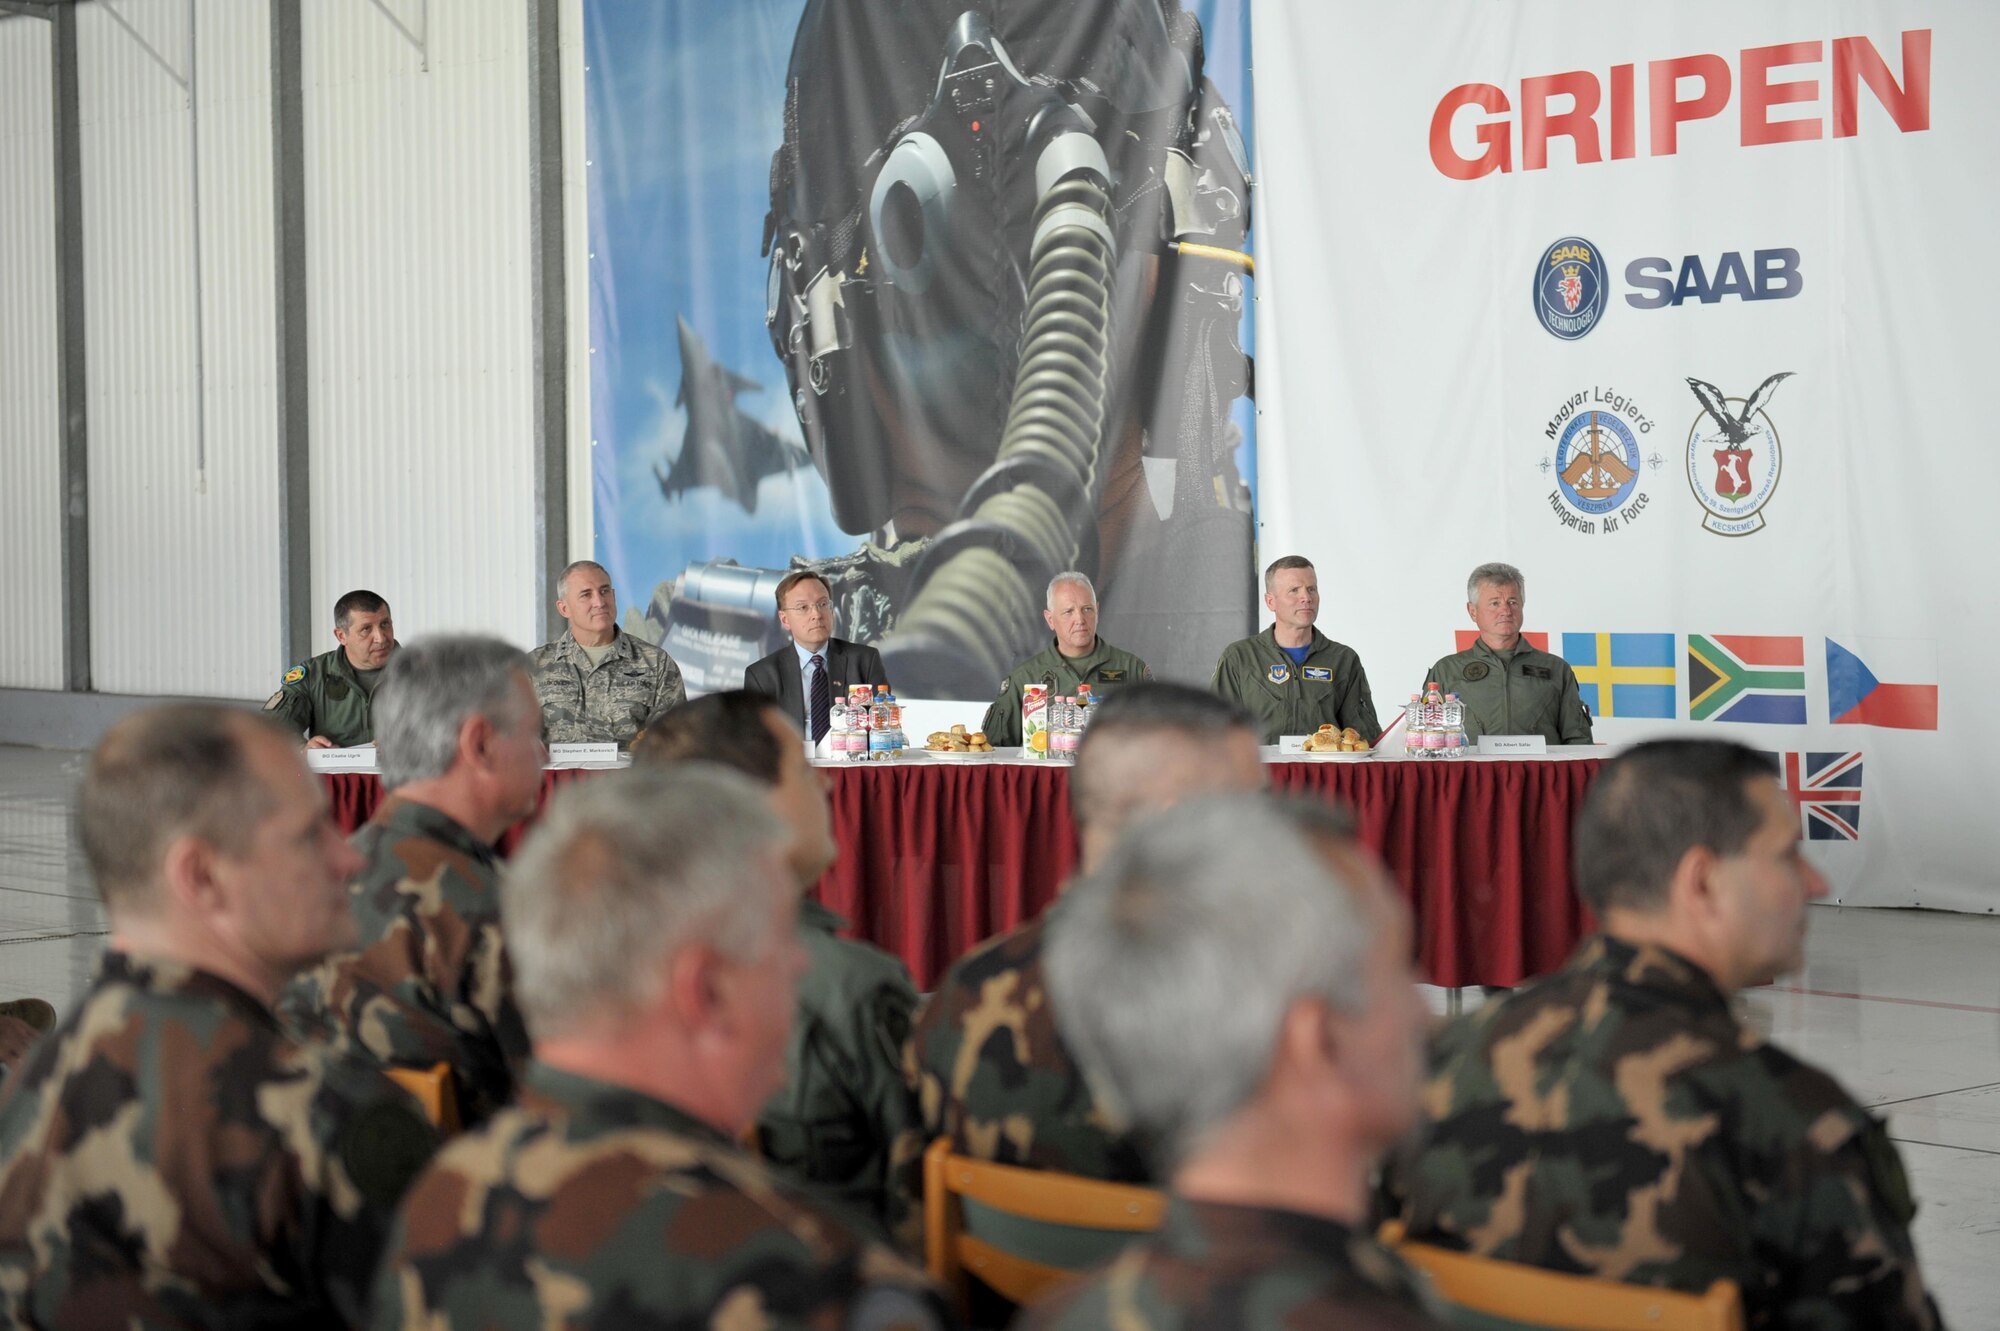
left=1251, top=1, right=1996, bottom=911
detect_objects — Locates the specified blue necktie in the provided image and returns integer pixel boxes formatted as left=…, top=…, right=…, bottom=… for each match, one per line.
left=809, top=654, right=831, bottom=743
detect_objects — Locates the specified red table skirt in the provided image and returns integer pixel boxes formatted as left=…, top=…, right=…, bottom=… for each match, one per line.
left=322, top=757, right=1598, bottom=991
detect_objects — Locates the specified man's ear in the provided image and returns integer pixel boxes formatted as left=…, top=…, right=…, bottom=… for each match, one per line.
left=160, top=833, right=226, bottom=915
left=459, top=712, right=497, bottom=774
left=665, top=943, right=727, bottom=1033
left=1666, top=843, right=1722, bottom=924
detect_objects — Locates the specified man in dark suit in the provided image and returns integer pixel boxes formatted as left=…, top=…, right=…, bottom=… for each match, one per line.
left=743, top=570, right=890, bottom=743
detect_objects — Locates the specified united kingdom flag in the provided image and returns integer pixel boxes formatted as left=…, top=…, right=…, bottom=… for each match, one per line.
left=1761, top=751, right=1863, bottom=841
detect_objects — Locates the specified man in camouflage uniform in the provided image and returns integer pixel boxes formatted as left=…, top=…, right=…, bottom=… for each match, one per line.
left=0, top=704, right=436, bottom=1328
left=1212, top=556, right=1381, bottom=745
left=280, top=636, right=544, bottom=1127
left=633, top=691, right=920, bottom=1243
left=531, top=559, right=686, bottom=745
left=1020, top=798, right=1443, bottom=1331
left=905, top=684, right=1264, bottom=1198
left=369, top=766, right=948, bottom=1331
left=1383, top=740, right=1944, bottom=1330
left=265, top=587, right=400, bottom=747
left=1422, top=562, right=1592, bottom=744
left=980, top=572, right=1153, bottom=748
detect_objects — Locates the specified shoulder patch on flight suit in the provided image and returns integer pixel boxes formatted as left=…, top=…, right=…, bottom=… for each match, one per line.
left=284, top=665, right=306, bottom=684
left=1462, top=662, right=1491, bottom=682
left=1267, top=664, right=1291, bottom=685
left=1302, top=666, right=1333, bottom=683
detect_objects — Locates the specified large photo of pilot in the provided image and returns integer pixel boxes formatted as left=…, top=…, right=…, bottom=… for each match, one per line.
left=586, top=0, right=1257, bottom=700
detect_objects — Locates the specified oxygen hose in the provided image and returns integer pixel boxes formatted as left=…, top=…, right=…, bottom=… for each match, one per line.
left=878, top=149, right=1117, bottom=696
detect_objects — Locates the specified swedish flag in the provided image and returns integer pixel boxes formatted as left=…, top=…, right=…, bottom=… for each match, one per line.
left=1562, top=632, right=1676, bottom=719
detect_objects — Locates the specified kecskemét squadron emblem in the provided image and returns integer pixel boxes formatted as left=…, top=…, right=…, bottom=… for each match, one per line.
left=1685, top=372, right=1793, bottom=536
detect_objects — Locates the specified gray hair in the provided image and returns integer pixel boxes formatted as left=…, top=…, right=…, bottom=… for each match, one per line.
left=501, top=765, right=789, bottom=1039
left=1466, top=562, right=1525, bottom=602
left=1046, top=570, right=1097, bottom=611
left=375, top=635, right=537, bottom=789
left=1046, top=796, right=1377, bottom=1171
left=558, top=559, right=610, bottom=600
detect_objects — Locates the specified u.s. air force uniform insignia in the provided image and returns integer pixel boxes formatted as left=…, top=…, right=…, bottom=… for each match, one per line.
left=1462, top=662, right=1491, bottom=681
left=1099, top=668, right=1125, bottom=681
left=1302, top=666, right=1333, bottom=682
left=1267, top=663, right=1291, bottom=684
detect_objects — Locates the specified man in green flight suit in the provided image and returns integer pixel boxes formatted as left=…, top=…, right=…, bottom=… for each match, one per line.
left=1423, top=562, right=1592, bottom=745
left=264, top=589, right=399, bottom=747
left=981, top=571, right=1152, bottom=747
left=1211, top=556, right=1380, bottom=745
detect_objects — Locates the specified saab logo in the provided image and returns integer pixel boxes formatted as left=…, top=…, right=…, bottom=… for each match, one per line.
left=1541, top=386, right=1657, bottom=535
left=1268, top=664, right=1292, bottom=685
left=1685, top=372, right=1792, bottom=535
left=1627, top=250, right=1802, bottom=307
left=1533, top=237, right=1608, bottom=340
left=1302, top=666, right=1333, bottom=682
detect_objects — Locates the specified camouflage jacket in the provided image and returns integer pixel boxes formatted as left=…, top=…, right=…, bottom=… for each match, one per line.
left=264, top=644, right=385, bottom=747
left=903, top=908, right=1149, bottom=1205
left=0, top=951, right=437, bottom=1330
left=369, top=1061, right=952, bottom=1331
left=759, top=897, right=923, bottom=1248
left=530, top=627, right=686, bottom=746
left=978, top=637, right=1153, bottom=748
left=1382, top=935, right=1943, bottom=1331
left=279, top=795, right=529, bottom=1128
left=1211, top=627, right=1381, bottom=745
left=1016, top=1197, right=1445, bottom=1331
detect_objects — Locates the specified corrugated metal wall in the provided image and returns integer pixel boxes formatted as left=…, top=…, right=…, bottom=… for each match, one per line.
left=77, top=0, right=280, bottom=699
left=0, top=19, right=64, bottom=692
left=303, top=0, right=538, bottom=651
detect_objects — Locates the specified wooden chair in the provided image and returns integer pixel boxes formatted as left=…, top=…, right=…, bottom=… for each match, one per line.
left=1379, top=1223, right=1745, bottom=1331
left=385, top=1062, right=461, bottom=1134
left=922, top=1137, right=1166, bottom=1312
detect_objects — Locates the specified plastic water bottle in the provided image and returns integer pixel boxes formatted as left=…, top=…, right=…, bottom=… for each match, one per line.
left=1422, top=683, right=1446, bottom=754
left=868, top=686, right=895, bottom=754
left=1075, top=684, right=1095, bottom=737
left=1403, top=692, right=1425, bottom=757
left=1052, top=696, right=1081, bottom=758
left=1443, top=692, right=1467, bottom=755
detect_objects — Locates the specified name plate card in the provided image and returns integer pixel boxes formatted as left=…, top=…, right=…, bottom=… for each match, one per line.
left=548, top=743, right=622, bottom=766
left=304, top=747, right=378, bottom=771
left=1478, top=735, right=1548, bottom=757
left=1277, top=735, right=1310, bottom=754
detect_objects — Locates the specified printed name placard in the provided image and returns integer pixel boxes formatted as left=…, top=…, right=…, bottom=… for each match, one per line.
left=304, top=747, right=378, bottom=771
left=1478, top=735, right=1548, bottom=756
left=548, top=743, right=622, bottom=765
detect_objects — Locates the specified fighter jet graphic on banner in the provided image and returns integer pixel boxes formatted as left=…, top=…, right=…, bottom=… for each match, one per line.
left=656, top=316, right=811, bottom=513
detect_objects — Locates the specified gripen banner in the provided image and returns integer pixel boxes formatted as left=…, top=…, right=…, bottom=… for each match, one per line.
left=585, top=0, right=1257, bottom=703
left=1254, top=3, right=1994, bottom=913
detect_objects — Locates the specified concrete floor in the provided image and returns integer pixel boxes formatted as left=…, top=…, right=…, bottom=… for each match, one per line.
left=0, top=743, right=1994, bottom=1324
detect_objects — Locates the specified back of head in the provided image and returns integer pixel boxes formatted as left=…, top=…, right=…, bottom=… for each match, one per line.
left=1574, top=739, right=1776, bottom=915
left=630, top=691, right=786, bottom=787
left=79, top=704, right=278, bottom=913
left=1046, top=796, right=1375, bottom=1171
left=1071, top=681, right=1258, bottom=834
left=502, top=765, right=788, bottom=1039
left=375, top=635, right=537, bottom=790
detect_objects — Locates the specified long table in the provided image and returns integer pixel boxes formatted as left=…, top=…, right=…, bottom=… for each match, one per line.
left=321, top=750, right=1601, bottom=990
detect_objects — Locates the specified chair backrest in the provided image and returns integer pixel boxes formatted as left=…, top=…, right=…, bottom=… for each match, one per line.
left=385, top=1062, right=461, bottom=1134
left=1380, top=1223, right=1745, bottom=1331
left=922, top=1137, right=1166, bottom=1311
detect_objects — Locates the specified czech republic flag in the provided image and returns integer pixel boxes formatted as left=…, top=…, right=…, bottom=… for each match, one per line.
left=1826, top=638, right=1938, bottom=731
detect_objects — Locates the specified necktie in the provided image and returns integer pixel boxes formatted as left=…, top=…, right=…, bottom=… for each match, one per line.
left=809, top=654, right=831, bottom=743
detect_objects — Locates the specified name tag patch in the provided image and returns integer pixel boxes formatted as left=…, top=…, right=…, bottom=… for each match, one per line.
left=1302, top=666, right=1333, bottom=682
left=1267, top=664, right=1292, bottom=685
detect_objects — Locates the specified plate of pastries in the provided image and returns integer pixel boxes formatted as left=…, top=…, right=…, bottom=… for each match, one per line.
left=1298, top=724, right=1373, bottom=758
left=925, top=725, right=997, bottom=758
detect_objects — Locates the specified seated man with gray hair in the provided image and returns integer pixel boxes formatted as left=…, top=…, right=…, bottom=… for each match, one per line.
left=1422, top=561, right=1591, bottom=744
left=980, top=571, right=1152, bottom=748
left=370, top=766, right=949, bottom=1330
left=281, top=635, right=545, bottom=1126
left=532, top=559, right=686, bottom=745
left=1019, top=797, right=1442, bottom=1331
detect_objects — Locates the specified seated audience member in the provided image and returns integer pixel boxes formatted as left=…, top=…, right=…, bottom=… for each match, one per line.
left=1211, top=556, right=1380, bottom=746
left=906, top=683, right=1263, bottom=1191
left=0, top=705, right=436, bottom=1329
left=369, top=766, right=947, bottom=1330
left=1384, top=739, right=1943, bottom=1330
left=265, top=587, right=400, bottom=747
left=1018, top=797, right=1442, bottom=1331
left=281, top=635, right=543, bottom=1127
left=742, top=569, right=889, bottom=742
left=1421, top=562, right=1592, bottom=744
left=980, top=572, right=1152, bottom=748
left=632, top=691, right=920, bottom=1241
left=0, top=998, right=55, bottom=1091
left=531, top=560, right=686, bottom=745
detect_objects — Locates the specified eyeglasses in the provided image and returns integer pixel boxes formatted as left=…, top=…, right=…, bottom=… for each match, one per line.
left=784, top=599, right=834, bottom=615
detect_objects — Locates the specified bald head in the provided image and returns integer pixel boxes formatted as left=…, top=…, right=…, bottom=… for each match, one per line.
left=1070, top=683, right=1264, bottom=872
